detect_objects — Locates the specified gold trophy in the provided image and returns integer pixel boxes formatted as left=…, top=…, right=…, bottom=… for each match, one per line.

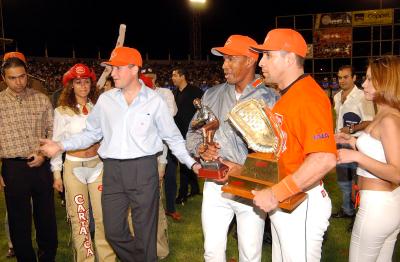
left=191, top=98, right=228, bottom=179
left=221, top=99, right=306, bottom=211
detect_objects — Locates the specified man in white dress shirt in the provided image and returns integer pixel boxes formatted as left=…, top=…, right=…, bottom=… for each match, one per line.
left=332, top=65, right=374, bottom=222
left=40, top=46, right=200, bottom=262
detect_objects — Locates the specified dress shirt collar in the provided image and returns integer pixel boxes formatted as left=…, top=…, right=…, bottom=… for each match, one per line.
left=5, top=87, right=32, bottom=101
left=347, top=85, right=359, bottom=99
left=112, top=80, right=151, bottom=104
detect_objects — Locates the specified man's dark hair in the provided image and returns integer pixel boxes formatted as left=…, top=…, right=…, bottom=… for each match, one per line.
left=1, top=57, right=27, bottom=76
left=173, top=68, right=187, bottom=78
left=338, top=65, right=355, bottom=76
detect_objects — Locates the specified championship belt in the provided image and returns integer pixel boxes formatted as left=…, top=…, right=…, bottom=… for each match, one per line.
left=221, top=99, right=306, bottom=211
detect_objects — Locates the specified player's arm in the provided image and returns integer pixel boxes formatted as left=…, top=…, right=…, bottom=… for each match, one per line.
left=292, top=152, right=336, bottom=191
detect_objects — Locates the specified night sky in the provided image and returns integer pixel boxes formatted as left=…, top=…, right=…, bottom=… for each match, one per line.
left=2, top=0, right=399, bottom=59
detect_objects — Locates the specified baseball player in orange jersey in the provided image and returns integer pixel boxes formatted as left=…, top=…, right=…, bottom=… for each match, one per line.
left=251, top=29, right=337, bottom=262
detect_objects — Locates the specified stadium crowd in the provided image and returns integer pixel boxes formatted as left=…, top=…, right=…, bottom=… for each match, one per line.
left=27, top=58, right=225, bottom=93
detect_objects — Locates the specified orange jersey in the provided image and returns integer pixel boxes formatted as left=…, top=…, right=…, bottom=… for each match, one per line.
left=273, top=75, right=336, bottom=178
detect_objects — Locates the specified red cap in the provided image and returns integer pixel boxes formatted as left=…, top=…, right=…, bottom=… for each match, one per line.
left=211, top=35, right=259, bottom=60
left=251, top=29, right=307, bottom=58
left=62, top=63, right=96, bottom=87
left=101, top=47, right=143, bottom=67
left=3, top=51, right=27, bottom=64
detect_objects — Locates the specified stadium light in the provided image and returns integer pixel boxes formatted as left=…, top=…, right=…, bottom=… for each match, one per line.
left=189, top=0, right=206, bottom=60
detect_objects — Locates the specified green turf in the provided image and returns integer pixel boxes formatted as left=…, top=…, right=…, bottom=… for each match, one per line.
left=0, top=170, right=398, bottom=261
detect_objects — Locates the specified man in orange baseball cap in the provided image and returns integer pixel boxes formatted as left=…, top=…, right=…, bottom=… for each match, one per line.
left=250, top=28, right=307, bottom=58
left=186, top=35, right=279, bottom=262
left=250, top=28, right=336, bottom=261
left=40, top=46, right=201, bottom=261
left=101, top=46, right=142, bottom=67
left=0, top=51, right=48, bottom=94
left=3, top=51, right=27, bottom=63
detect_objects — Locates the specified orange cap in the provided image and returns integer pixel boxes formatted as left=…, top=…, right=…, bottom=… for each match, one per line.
left=3, top=51, right=27, bottom=64
left=211, top=35, right=259, bottom=60
left=101, top=47, right=143, bottom=67
left=251, top=29, right=307, bottom=58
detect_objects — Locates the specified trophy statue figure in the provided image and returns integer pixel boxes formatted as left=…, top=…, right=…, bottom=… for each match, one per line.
left=191, top=98, right=228, bottom=179
left=221, top=99, right=306, bottom=211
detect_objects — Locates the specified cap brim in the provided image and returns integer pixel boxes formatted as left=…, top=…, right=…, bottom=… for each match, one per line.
left=249, top=44, right=271, bottom=53
left=211, top=46, right=246, bottom=57
left=101, top=60, right=131, bottom=67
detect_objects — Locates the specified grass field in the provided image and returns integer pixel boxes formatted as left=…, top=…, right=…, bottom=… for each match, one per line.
left=0, top=170, right=399, bottom=261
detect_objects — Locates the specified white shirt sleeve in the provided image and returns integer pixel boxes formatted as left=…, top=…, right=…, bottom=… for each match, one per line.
left=50, top=108, right=66, bottom=172
left=156, top=88, right=178, bottom=165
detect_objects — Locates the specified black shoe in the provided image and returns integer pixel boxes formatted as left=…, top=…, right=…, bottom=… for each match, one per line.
left=175, top=196, right=187, bottom=205
left=6, top=248, right=15, bottom=258
left=331, top=209, right=355, bottom=219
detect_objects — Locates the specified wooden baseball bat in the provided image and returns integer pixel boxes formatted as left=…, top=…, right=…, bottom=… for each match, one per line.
left=97, top=24, right=126, bottom=89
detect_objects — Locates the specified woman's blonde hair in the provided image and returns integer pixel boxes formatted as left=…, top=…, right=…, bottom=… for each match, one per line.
left=370, top=56, right=400, bottom=111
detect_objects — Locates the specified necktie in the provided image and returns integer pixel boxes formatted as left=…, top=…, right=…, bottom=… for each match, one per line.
left=82, top=104, right=88, bottom=115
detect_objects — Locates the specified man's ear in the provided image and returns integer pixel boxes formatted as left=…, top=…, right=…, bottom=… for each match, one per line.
left=131, top=65, right=139, bottom=75
left=246, top=56, right=256, bottom=68
left=286, top=52, right=297, bottom=67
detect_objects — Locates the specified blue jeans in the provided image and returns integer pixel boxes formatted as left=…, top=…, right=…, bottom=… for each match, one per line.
left=336, top=166, right=356, bottom=216
left=337, top=180, right=355, bottom=216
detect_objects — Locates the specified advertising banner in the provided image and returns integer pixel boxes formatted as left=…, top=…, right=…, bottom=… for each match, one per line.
left=352, top=9, right=393, bottom=26
left=315, top=12, right=352, bottom=29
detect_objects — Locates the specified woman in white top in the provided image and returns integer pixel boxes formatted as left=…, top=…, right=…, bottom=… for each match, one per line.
left=336, top=56, right=400, bottom=262
left=51, top=64, right=115, bottom=262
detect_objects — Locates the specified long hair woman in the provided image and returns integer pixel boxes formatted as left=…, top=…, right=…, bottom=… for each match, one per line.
left=336, top=56, right=400, bottom=261
left=50, top=63, right=116, bottom=261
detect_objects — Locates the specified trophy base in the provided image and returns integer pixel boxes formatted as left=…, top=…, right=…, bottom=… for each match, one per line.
left=198, top=164, right=229, bottom=180
left=221, top=157, right=307, bottom=212
left=222, top=182, right=307, bottom=211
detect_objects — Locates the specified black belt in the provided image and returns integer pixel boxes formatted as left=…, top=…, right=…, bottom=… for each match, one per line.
left=104, top=154, right=157, bottom=162
left=1, top=157, right=28, bottom=162
left=2, top=157, right=30, bottom=162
